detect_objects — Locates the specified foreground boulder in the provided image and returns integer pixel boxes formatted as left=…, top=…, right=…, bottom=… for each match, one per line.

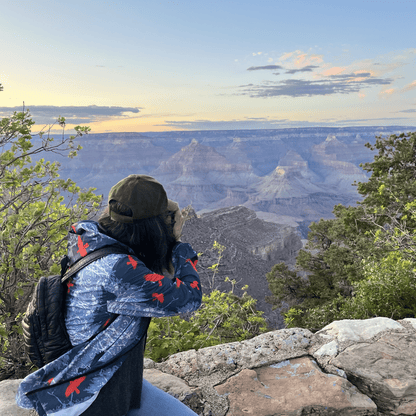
left=2, top=317, right=416, bottom=415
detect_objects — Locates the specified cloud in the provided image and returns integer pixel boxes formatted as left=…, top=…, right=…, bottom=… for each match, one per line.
left=334, top=117, right=413, bottom=124
left=279, top=51, right=295, bottom=61
left=241, top=49, right=416, bottom=100
left=379, top=88, right=395, bottom=98
left=285, top=65, right=320, bottom=74
left=321, top=67, right=347, bottom=76
left=397, top=109, right=416, bottom=113
left=237, top=76, right=394, bottom=98
left=293, top=52, right=324, bottom=67
left=328, top=72, right=372, bottom=80
left=154, top=117, right=289, bottom=130
left=247, top=65, right=283, bottom=71
left=0, top=105, right=141, bottom=125
left=402, top=80, right=416, bottom=93
left=155, top=116, right=416, bottom=131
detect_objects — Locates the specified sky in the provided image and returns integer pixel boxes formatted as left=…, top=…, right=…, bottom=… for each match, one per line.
left=1, top=0, right=416, bottom=133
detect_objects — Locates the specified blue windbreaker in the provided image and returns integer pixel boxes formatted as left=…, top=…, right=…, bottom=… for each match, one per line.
left=16, top=220, right=202, bottom=415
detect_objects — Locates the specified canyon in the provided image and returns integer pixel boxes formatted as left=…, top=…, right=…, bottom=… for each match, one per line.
left=179, top=205, right=303, bottom=330
left=40, top=126, right=415, bottom=230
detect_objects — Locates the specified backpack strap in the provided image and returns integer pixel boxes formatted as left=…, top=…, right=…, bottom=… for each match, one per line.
left=61, top=246, right=132, bottom=283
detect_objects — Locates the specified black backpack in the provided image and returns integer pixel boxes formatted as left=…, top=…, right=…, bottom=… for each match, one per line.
left=22, top=245, right=131, bottom=368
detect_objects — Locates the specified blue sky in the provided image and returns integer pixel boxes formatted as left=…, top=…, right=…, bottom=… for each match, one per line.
left=1, top=0, right=416, bottom=132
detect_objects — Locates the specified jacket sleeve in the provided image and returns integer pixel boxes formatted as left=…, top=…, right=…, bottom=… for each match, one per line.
left=106, top=242, right=202, bottom=318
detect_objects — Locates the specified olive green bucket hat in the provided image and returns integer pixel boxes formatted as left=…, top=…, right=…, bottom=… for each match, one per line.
left=108, top=174, right=168, bottom=223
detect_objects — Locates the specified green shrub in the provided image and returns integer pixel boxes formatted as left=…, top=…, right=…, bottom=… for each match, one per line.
left=282, top=251, right=416, bottom=332
left=0, top=111, right=100, bottom=379
left=145, top=243, right=269, bottom=362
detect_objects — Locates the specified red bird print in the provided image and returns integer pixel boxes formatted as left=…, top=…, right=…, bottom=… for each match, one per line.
left=145, top=273, right=165, bottom=286
left=190, top=281, right=200, bottom=290
left=71, top=225, right=77, bottom=233
left=76, top=236, right=89, bottom=257
left=152, top=293, right=164, bottom=303
left=65, top=376, right=86, bottom=397
left=67, top=282, right=74, bottom=293
left=186, top=258, right=198, bottom=272
left=175, top=278, right=182, bottom=288
left=127, top=255, right=138, bottom=269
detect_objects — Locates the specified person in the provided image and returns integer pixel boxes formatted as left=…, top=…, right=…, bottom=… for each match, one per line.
left=16, top=175, right=202, bottom=416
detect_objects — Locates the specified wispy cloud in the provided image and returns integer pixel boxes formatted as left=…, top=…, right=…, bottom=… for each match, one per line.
left=334, top=117, right=413, bottom=124
left=247, top=64, right=321, bottom=74
left=396, top=109, right=416, bottom=113
left=154, top=117, right=289, bottom=130
left=155, top=116, right=416, bottom=131
left=247, top=65, right=283, bottom=71
left=277, top=50, right=324, bottom=67
left=237, top=75, right=394, bottom=98
left=285, top=65, right=320, bottom=74
left=0, top=105, right=141, bottom=125
left=402, top=80, right=416, bottom=93
left=379, top=88, right=396, bottom=99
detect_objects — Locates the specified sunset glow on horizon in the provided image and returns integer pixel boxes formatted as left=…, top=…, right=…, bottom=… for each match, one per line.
left=1, top=0, right=416, bottom=134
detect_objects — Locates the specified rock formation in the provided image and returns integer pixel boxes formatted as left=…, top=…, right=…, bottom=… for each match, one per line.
left=310, top=135, right=369, bottom=193
left=32, top=126, right=415, bottom=227
left=216, top=135, right=289, bottom=176
left=180, top=205, right=303, bottom=329
left=4, top=317, right=415, bottom=415
left=151, top=139, right=260, bottom=211
left=252, top=151, right=323, bottom=199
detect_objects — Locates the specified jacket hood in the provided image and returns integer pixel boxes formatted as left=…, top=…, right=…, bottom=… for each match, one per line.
left=67, top=220, right=135, bottom=265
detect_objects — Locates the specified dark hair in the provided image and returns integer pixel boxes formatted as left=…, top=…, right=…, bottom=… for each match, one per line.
left=98, top=200, right=177, bottom=274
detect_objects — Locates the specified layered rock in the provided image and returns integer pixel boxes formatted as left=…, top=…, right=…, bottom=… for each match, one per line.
left=5, top=317, right=416, bottom=415
left=310, top=135, right=369, bottom=193
left=181, top=205, right=303, bottom=329
left=245, top=192, right=358, bottom=221
left=33, top=132, right=171, bottom=198
left=216, top=136, right=289, bottom=176
left=247, top=150, right=322, bottom=200
left=31, top=125, right=416, bottom=227
left=242, top=149, right=358, bottom=221
left=151, top=139, right=260, bottom=211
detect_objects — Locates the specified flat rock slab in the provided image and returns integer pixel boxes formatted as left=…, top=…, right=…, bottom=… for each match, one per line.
left=0, top=379, right=37, bottom=416
left=331, top=332, right=416, bottom=415
left=315, top=317, right=406, bottom=344
left=214, top=356, right=377, bottom=415
left=143, top=369, right=205, bottom=414
left=157, top=328, right=313, bottom=385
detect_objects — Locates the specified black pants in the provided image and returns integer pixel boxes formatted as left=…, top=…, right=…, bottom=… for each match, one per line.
left=81, top=334, right=147, bottom=416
